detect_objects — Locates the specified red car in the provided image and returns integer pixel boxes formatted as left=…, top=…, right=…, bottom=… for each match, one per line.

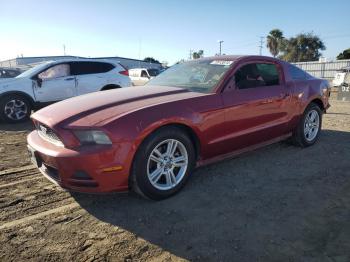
left=27, top=56, right=330, bottom=200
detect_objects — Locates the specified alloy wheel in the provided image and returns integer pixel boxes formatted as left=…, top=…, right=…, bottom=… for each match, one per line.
left=304, top=109, right=320, bottom=142
left=4, top=99, right=28, bottom=121
left=147, top=139, right=188, bottom=191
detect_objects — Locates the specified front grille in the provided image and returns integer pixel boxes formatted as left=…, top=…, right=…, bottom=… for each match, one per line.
left=37, top=123, right=64, bottom=146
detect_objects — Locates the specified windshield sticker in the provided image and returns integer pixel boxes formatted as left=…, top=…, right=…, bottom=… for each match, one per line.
left=210, top=60, right=233, bottom=66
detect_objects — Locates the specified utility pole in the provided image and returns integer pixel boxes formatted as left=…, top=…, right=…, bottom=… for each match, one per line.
left=189, top=49, right=194, bottom=60
left=259, top=37, right=264, bottom=56
left=63, top=44, right=66, bottom=56
left=217, top=40, right=224, bottom=55
left=138, top=38, right=142, bottom=67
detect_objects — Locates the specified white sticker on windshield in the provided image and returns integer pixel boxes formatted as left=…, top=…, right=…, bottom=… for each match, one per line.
left=210, top=60, right=233, bottom=66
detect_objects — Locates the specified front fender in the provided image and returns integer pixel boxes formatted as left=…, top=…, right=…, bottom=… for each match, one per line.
left=106, top=105, right=204, bottom=176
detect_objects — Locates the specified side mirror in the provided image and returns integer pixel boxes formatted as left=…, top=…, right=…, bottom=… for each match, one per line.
left=224, top=76, right=236, bottom=91
left=37, top=77, right=43, bottom=87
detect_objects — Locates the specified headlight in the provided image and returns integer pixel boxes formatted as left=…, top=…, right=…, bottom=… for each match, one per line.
left=73, top=130, right=112, bottom=145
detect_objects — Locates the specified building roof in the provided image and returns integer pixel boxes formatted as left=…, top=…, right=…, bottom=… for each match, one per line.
left=2, top=55, right=160, bottom=64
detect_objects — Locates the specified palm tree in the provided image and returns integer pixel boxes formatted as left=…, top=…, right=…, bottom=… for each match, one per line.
left=192, top=50, right=204, bottom=59
left=266, top=29, right=284, bottom=57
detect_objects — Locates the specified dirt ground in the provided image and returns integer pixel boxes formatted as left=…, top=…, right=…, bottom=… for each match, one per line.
left=0, top=96, right=349, bottom=262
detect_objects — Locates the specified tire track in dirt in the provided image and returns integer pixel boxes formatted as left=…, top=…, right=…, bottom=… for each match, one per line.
left=0, top=165, right=36, bottom=176
left=0, top=168, right=78, bottom=225
left=0, top=202, right=81, bottom=230
left=0, top=166, right=40, bottom=184
left=0, top=177, right=43, bottom=189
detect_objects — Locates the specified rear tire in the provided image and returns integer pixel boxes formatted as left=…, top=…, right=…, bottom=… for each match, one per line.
left=131, top=127, right=196, bottom=200
left=292, top=103, right=322, bottom=147
left=0, top=95, right=31, bottom=123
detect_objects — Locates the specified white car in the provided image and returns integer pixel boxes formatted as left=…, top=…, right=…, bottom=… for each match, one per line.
left=129, top=68, right=160, bottom=86
left=0, top=59, right=131, bottom=123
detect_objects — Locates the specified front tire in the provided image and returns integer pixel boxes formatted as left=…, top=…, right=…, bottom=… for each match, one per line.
left=292, top=103, right=322, bottom=147
left=131, top=127, right=196, bottom=200
left=0, top=95, right=31, bottom=123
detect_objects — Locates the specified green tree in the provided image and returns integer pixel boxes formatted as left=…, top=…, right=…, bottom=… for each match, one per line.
left=144, top=57, right=160, bottom=63
left=192, top=50, right=204, bottom=59
left=279, top=33, right=325, bottom=62
left=266, top=29, right=284, bottom=57
left=337, top=48, right=350, bottom=60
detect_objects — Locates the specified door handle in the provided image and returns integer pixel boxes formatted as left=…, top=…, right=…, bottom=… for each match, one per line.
left=261, top=99, right=273, bottom=104
left=279, top=93, right=290, bottom=99
left=64, top=77, right=75, bottom=81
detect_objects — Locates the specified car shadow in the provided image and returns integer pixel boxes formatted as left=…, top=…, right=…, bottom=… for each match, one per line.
left=327, top=112, right=350, bottom=116
left=71, top=129, right=350, bottom=261
left=0, top=120, right=34, bottom=131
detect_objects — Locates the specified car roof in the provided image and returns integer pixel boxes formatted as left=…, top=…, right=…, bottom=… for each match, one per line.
left=129, top=68, right=159, bottom=70
left=49, top=59, right=120, bottom=65
left=191, top=55, right=282, bottom=63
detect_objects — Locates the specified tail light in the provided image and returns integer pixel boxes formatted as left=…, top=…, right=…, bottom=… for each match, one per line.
left=119, top=70, right=129, bottom=76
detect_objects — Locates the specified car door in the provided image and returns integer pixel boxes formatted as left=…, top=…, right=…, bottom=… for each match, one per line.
left=34, top=63, right=76, bottom=102
left=71, top=61, right=114, bottom=95
left=220, top=61, right=292, bottom=153
left=139, top=70, right=150, bottom=85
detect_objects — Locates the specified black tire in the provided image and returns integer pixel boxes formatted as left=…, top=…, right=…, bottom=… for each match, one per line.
left=131, top=126, right=196, bottom=200
left=101, top=85, right=121, bottom=91
left=0, top=95, right=32, bottom=123
left=292, top=102, right=322, bottom=147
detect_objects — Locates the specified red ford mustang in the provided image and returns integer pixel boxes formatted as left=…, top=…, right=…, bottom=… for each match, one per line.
left=27, top=56, right=330, bottom=200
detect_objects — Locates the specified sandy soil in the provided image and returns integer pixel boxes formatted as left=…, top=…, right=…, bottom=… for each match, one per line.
left=0, top=97, right=349, bottom=261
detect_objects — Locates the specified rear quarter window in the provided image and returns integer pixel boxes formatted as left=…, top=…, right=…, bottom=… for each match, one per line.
left=289, top=65, right=312, bottom=80
left=71, top=62, right=115, bottom=75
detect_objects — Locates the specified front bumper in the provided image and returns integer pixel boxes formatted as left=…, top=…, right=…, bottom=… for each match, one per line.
left=27, top=131, right=130, bottom=193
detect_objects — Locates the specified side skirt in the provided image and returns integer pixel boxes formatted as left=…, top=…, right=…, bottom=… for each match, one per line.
left=196, top=133, right=292, bottom=167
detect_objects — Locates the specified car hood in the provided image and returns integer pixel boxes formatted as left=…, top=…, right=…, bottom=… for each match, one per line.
left=32, top=86, right=206, bottom=127
left=0, top=78, right=30, bottom=93
left=0, top=77, right=20, bottom=85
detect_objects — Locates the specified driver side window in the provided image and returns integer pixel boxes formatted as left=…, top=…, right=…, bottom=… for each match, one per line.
left=141, top=70, right=149, bottom=78
left=235, top=63, right=279, bottom=89
left=38, top=64, right=70, bottom=80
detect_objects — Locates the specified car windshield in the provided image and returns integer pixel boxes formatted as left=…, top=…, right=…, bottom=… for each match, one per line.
left=15, top=63, right=52, bottom=78
left=148, top=69, right=160, bottom=77
left=146, top=59, right=233, bottom=93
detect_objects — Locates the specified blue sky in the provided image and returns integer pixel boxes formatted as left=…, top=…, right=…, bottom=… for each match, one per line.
left=1, top=0, right=350, bottom=65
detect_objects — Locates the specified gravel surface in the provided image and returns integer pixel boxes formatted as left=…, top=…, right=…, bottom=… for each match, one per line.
left=0, top=97, right=349, bottom=261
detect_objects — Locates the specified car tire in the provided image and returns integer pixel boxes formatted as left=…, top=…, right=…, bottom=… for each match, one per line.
left=100, top=85, right=121, bottom=91
left=292, top=102, right=322, bottom=147
left=131, top=126, right=196, bottom=200
left=0, top=94, right=32, bottom=123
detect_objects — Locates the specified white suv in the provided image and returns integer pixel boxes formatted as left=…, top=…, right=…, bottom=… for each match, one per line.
left=0, top=59, right=131, bottom=123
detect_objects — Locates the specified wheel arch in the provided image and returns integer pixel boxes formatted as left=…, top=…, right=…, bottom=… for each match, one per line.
left=128, top=121, right=201, bottom=189
left=138, top=122, right=201, bottom=160
left=0, top=91, right=35, bottom=106
left=157, top=123, right=201, bottom=160
left=100, top=84, right=121, bottom=91
left=310, top=98, right=325, bottom=111
left=306, top=97, right=325, bottom=113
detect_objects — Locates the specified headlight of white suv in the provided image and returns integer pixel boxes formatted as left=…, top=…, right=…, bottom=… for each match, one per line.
left=73, top=130, right=112, bottom=145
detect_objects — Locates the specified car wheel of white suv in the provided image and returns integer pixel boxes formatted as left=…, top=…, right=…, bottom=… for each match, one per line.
left=0, top=95, right=32, bottom=123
